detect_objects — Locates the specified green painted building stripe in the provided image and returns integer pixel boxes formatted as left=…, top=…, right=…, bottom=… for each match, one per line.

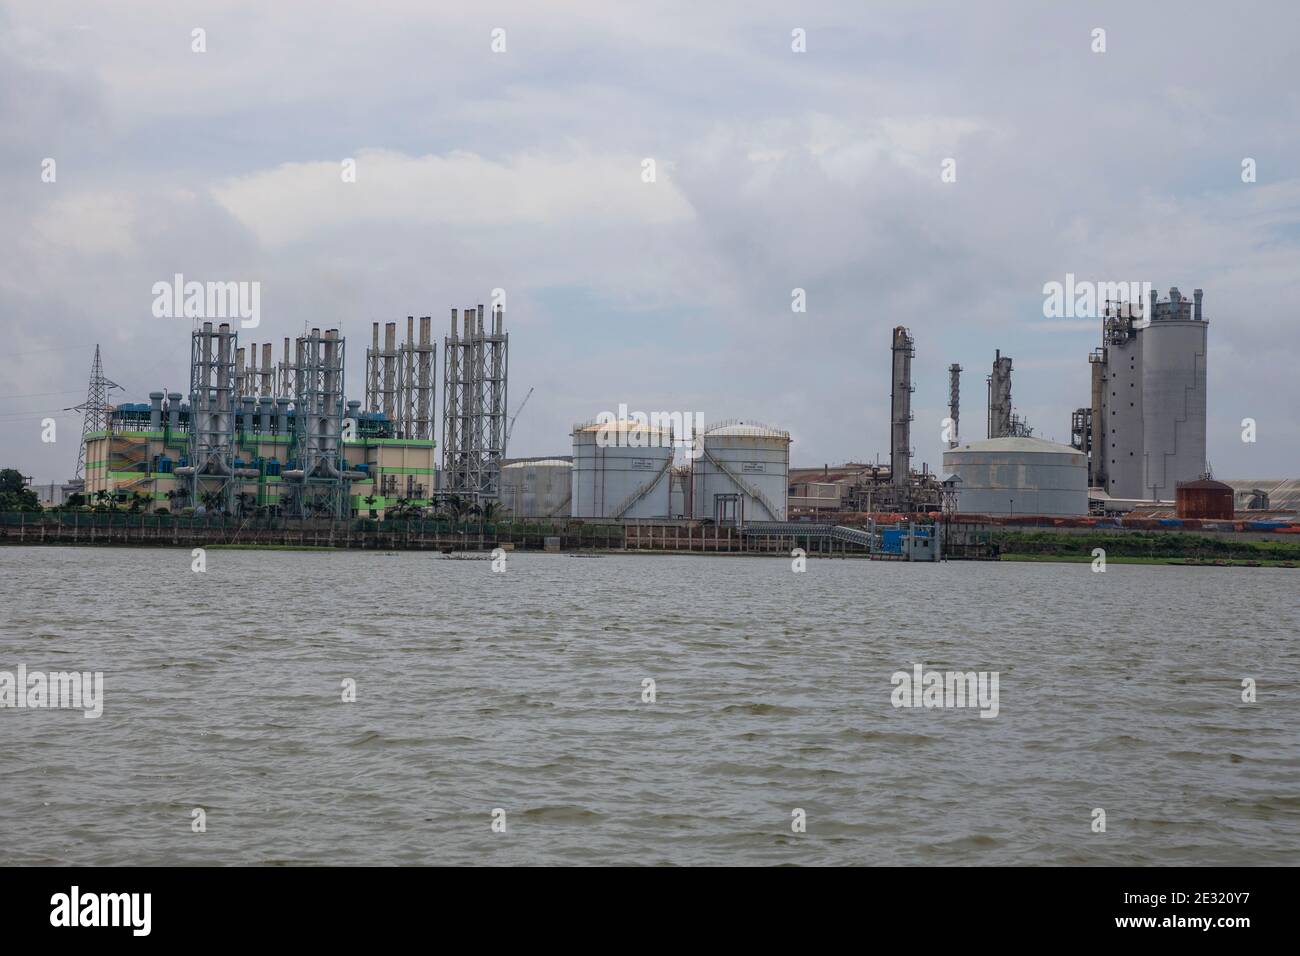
left=86, top=433, right=434, bottom=448
left=349, top=438, right=436, bottom=448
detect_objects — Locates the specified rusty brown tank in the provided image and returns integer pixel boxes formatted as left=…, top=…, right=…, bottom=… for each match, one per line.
left=1175, top=478, right=1234, bottom=519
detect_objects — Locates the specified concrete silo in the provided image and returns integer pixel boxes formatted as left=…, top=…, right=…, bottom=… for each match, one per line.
left=570, top=421, right=674, bottom=518
left=1094, top=289, right=1207, bottom=501
left=691, top=420, right=791, bottom=522
left=1141, top=287, right=1208, bottom=500
left=1100, top=304, right=1144, bottom=500
left=500, top=458, right=573, bottom=518
left=942, top=436, right=1088, bottom=516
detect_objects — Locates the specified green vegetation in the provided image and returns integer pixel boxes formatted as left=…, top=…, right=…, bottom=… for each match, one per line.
left=997, top=530, right=1300, bottom=566
left=0, top=469, right=42, bottom=512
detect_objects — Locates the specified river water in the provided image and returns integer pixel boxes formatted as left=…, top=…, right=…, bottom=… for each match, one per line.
left=1, top=546, right=1296, bottom=866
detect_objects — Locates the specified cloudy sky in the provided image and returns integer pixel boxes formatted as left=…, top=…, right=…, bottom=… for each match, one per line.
left=3, top=0, right=1298, bottom=483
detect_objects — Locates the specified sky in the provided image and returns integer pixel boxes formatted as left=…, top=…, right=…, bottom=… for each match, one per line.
left=2, top=0, right=1298, bottom=483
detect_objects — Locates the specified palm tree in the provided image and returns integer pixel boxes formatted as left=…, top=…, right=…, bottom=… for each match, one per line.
left=364, top=494, right=377, bottom=518
left=443, top=494, right=471, bottom=525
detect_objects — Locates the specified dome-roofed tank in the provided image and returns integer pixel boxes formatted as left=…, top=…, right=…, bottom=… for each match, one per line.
left=501, top=457, right=574, bottom=518
left=571, top=420, right=674, bottom=518
left=691, top=420, right=791, bottom=522
left=943, top=436, right=1087, bottom=516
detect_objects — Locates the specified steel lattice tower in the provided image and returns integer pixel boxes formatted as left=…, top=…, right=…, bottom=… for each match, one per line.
left=70, top=345, right=121, bottom=480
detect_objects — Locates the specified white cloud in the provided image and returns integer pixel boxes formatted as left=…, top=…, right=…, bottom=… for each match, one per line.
left=30, top=192, right=137, bottom=256
left=211, top=148, right=695, bottom=246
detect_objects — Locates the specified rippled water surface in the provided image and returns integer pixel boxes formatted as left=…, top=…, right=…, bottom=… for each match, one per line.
left=1, top=546, right=1297, bottom=865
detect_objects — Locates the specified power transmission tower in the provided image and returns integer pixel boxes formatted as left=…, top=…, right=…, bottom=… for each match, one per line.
left=67, top=345, right=122, bottom=480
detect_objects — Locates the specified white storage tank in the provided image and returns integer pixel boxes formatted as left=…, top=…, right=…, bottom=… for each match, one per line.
left=500, top=458, right=573, bottom=518
left=570, top=421, right=674, bottom=518
left=692, top=420, right=791, bottom=521
left=943, top=436, right=1087, bottom=516
left=1141, top=289, right=1208, bottom=500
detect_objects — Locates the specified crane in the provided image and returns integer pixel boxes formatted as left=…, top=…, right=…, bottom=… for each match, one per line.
left=505, top=386, right=534, bottom=452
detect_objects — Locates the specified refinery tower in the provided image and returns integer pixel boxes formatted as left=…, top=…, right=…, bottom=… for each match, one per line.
left=1076, top=287, right=1208, bottom=501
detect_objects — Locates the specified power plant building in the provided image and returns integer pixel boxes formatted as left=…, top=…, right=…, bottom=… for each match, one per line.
left=81, top=321, right=437, bottom=518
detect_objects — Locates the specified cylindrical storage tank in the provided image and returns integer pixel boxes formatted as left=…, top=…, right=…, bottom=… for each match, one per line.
left=571, top=421, right=673, bottom=519
left=943, top=436, right=1088, bottom=516
left=1142, top=316, right=1208, bottom=500
left=691, top=421, right=791, bottom=521
left=501, top=458, right=574, bottom=518
left=1175, top=478, right=1233, bottom=519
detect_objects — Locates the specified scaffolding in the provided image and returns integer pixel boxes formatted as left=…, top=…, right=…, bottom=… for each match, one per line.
left=442, top=304, right=508, bottom=499
left=404, top=315, right=435, bottom=440
left=186, top=321, right=239, bottom=513
left=364, top=317, right=436, bottom=439
left=287, top=328, right=352, bottom=519
left=277, top=337, right=295, bottom=398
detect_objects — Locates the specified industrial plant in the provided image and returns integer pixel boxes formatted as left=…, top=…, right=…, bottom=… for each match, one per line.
left=59, top=279, right=1298, bottom=550
left=1073, top=287, right=1209, bottom=504
left=80, top=314, right=476, bottom=518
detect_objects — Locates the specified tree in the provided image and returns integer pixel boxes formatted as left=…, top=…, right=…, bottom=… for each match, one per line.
left=442, top=494, right=471, bottom=524
left=364, top=494, right=377, bottom=518
left=0, top=468, right=41, bottom=512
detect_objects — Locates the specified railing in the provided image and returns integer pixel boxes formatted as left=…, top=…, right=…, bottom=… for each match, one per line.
left=0, top=511, right=545, bottom=535
left=699, top=444, right=782, bottom=520
left=609, top=455, right=673, bottom=519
